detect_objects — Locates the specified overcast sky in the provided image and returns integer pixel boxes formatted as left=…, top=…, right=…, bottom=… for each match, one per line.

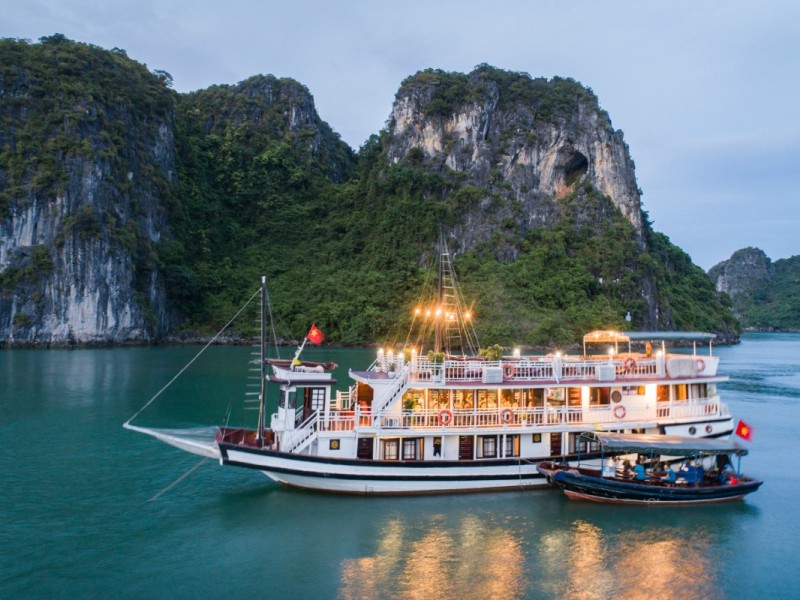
left=4, top=0, right=799, bottom=269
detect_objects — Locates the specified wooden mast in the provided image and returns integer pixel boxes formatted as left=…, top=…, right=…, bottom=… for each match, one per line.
left=256, top=276, right=267, bottom=443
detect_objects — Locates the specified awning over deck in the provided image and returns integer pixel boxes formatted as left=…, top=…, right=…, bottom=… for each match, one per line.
left=582, top=431, right=748, bottom=456
left=621, top=331, right=716, bottom=342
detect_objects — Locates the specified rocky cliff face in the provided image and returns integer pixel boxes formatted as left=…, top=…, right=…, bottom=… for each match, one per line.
left=379, top=67, right=670, bottom=329
left=385, top=68, right=643, bottom=257
left=709, top=247, right=800, bottom=330
left=709, top=247, right=772, bottom=301
left=0, top=42, right=738, bottom=344
left=0, top=37, right=174, bottom=345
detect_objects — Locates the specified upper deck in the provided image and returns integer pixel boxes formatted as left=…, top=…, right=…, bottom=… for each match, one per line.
left=352, top=352, right=721, bottom=388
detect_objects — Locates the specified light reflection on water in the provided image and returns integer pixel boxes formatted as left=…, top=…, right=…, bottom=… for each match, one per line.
left=339, top=513, right=524, bottom=599
left=337, top=507, right=729, bottom=599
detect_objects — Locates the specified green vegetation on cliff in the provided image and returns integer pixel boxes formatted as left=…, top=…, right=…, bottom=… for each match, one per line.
left=710, top=249, right=800, bottom=330
left=400, top=65, right=601, bottom=124
left=161, top=76, right=359, bottom=336
left=744, top=256, right=800, bottom=329
left=162, top=99, right=738, bottom=344
left=0, top=39, right=740, bottom=345
left=0, top=35, right=173, bottom=219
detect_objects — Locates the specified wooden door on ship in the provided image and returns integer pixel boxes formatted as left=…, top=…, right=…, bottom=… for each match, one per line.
left=550, top=432, right=562, bottom=457
left=458, top=436, right=474, bottom=460
left=302, top=387, right=325, bottom=421
left=357, top=438, right=374, bottom=460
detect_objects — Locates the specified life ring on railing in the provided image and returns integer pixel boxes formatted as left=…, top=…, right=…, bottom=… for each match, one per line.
left=501, top=408, right=514, bottom=424
left=623, top=357, right=637, bottom=372
left=438, top=409, right=454, bottom=426
left=695, top=358, right=706, bottom=372
left=613, top=405, right=626, bottom=420
left=502, top=363, right=515, bottom=380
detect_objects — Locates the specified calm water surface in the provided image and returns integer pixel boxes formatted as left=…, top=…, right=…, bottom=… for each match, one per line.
left=2, top=334, right=799, bottom=598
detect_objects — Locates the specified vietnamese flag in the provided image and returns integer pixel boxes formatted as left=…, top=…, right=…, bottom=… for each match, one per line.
left=307, top=323, right=325, bottom=345
left=735, top=419, right=753, bottom=441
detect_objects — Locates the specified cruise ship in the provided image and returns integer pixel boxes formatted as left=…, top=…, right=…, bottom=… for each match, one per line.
left=126, top=248, right=733, bottom=495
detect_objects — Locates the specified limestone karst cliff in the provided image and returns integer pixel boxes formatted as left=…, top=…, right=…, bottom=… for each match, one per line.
left=709, top=248, right=800, bottom=330
left=0, top=36, right=174, bottom=345
left=386, top=67, right=643, bottom=256
left=361, top=66, right=734, bottom=339
left=1, top=38, right=739, bottom=346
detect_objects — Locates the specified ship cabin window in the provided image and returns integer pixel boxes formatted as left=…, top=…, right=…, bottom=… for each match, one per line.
left=689, top=383, right=707, bottom=399
left=504, top=434, right=520, bottom=457
left=402, top=438, right=421, bottom=460
left=383, top=439, right=399, bottom=460
left=478, top=436, right=497, bottom=458
left=379, top=438, right=423, bottom=461
left=515, top=389, right=544, bottom=407
left=309, top=388, right=325, bottom=412
left=567, top=387, right=582, bottom=406
left=656, top=385, right=669, bottom=402
left=545, top=388, right=564, bottom=405
left=676, top=384, right=688, bottom=401
left=622, top=386, right=644, bottom=396
left=356, top=382, right=374, bottom=408
left=279, top=390, right=297, bottom=409
left=429, top=390, right=449, bottom=410
left=477, top=389, right=495, bottom=409
left=454, top=389, right=473, bottom=409
left=569, top=433, right=600, bottom=454
left=590, top=387, right=611, bottom=406
left=501, top=389, right=516, bottom=407
left=402, top=389, right=424, bottom=411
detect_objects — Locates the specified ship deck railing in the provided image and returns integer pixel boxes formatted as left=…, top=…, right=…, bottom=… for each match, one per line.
left=373, top=353, right=718, bottom=385
left=315, top=397, right=725, bottom=433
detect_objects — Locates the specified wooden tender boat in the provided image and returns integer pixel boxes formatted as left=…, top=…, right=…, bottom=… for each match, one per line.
left=537, top=432, right=763, bottom=505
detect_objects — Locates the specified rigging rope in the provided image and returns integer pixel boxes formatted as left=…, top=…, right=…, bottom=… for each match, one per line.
left=145, top=457, right=209, bottom=502
left=123, top=286, right=262, bottom=426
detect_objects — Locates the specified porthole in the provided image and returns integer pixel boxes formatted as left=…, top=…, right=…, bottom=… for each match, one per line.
left=688, top=426, right=697, bottom=435
left=611, top=390, right=622, bottom=403
left=705, top=425, right=713, bottom=434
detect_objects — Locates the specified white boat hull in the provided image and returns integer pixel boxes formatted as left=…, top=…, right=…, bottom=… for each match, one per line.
left=220, top=444, right=547, bottom=494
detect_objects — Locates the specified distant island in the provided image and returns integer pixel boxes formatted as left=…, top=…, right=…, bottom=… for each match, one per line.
left=709, top=248, right=800, bottom=331
left=1, top=35, right=739, bottom=347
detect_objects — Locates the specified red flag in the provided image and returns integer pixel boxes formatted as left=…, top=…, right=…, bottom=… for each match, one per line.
left=734, top=419, right=753, bottom=441
left=307, top=323, right=325, bottom=345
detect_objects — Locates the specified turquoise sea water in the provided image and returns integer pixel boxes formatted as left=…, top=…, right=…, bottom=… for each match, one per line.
left=2, top=334, right=799, bottom=599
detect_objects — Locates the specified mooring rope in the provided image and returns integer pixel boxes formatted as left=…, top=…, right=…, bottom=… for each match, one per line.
left=123, top=286, right=261, bottom=426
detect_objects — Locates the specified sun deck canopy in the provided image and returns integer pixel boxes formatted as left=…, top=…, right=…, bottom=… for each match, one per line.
left=582, top=432, right=748, bottom=456
left=621, top=331, right=716, bottom=342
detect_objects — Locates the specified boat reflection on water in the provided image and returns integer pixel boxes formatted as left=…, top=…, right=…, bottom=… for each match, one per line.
left=338, top=508, right=733, bottom=598
left=539, top=520, right=718, bottom=599
left=339, top=514, right=525, bottom=598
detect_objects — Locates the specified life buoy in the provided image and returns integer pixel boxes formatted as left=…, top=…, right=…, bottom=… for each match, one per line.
left=501, top=408, right=514, bottom=424
left=613, top=405, right=626, bottom=419
left=438, top=409, right=453, bottom=426
left=623, top=357, right=636, bottom=372
left=695, top=358, right=706, bottom=372
left=502, top=363, right=515, bottom=379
